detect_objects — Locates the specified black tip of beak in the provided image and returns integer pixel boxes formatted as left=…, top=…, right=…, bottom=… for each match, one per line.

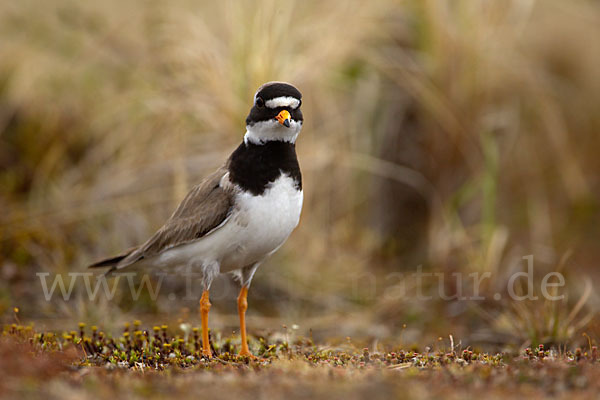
left=283, top=119, right=291, bottom=128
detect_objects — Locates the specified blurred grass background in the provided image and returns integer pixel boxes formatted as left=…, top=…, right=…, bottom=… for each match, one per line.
left=1, top=0, right=599, bottom=350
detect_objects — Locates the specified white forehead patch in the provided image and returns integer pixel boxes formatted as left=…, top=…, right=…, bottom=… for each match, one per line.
left=264, top=96, right=300, bottom=109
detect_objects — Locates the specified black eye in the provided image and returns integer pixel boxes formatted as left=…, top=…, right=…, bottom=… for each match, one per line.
left=256, top=97, right=265, bottom=108
left=298, top=99, right=302, bottom=108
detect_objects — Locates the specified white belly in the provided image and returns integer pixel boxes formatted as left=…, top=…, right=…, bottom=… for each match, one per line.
left=155, top=174, right=303, bottom=272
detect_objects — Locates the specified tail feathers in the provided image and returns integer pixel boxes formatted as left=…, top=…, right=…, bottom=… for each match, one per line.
left=88, top=255, right=128, bottom=268
left=88, top=247, right=138, bottom=269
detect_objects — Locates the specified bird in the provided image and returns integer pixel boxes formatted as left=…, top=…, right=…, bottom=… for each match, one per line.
left=89, top=81, right=304, bottom=358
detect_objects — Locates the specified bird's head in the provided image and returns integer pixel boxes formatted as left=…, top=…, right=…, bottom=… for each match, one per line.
left=244, top=82, right=303, bottom=145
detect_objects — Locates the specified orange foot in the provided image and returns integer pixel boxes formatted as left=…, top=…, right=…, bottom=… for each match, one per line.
left=200, top=290, right=212, bottom=359
left=238, top=348, right=256, bottom=359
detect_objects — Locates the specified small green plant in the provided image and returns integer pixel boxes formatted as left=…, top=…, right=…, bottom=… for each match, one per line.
left=2, top=321, right=598, bottom=372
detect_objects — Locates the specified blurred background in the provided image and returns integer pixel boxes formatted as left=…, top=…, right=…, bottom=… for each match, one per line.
left=1, top=0, right=599, bottom=351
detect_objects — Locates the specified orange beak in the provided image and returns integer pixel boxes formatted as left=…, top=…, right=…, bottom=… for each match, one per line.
left=275, top=110, right=291, bottom=128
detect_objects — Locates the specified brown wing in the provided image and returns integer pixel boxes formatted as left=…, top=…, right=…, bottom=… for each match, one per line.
left=111, top=166, right=234, bottom=270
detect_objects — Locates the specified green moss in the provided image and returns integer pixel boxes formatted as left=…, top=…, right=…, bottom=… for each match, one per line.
left=2, top=321, right=598, bottom=373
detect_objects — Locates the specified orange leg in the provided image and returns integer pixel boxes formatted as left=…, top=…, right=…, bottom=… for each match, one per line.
left=200, top=290, right=212, bottom=358
left=237, top=285, right=254, bottom=357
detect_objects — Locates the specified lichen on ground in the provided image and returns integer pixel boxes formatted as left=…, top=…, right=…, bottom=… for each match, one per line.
left=2, top=322, right=600, bottom=400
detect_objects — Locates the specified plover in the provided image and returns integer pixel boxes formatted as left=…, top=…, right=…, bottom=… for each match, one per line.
left=90, top=82, right=304, bottom=358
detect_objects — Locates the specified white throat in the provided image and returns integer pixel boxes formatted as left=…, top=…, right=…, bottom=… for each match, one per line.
left=244, top=119, right=302, bottom=145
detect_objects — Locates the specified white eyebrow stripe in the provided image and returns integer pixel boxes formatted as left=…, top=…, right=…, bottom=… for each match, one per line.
left=265, top=96, right=300, bottom=109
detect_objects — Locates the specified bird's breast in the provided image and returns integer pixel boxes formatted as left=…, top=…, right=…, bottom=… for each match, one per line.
left=219, top=173, right=303, bottom=271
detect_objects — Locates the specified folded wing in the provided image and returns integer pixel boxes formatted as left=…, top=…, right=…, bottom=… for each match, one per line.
left=89, top=166, right=234, bottom=272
